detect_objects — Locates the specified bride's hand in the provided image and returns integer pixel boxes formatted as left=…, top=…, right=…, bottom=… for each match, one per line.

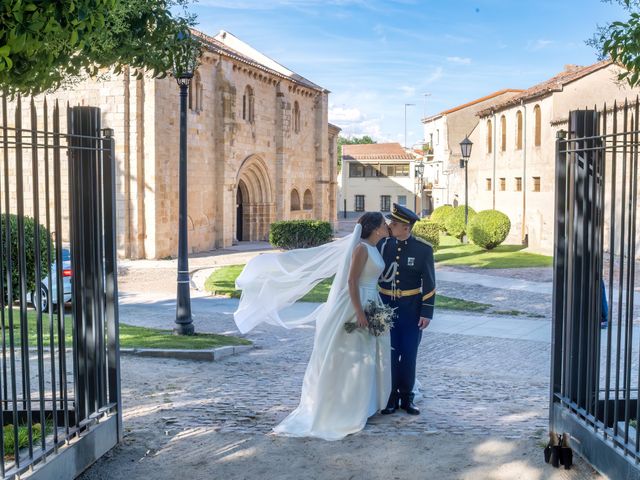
left=356, top=311, right=368, bottom=329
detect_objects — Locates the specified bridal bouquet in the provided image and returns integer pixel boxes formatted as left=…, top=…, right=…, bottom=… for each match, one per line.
left=344, top=300, right=396, bottom=337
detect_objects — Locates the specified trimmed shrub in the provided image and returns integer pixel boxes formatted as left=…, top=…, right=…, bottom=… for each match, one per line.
left=269, top=220, right=333, bottom=249
left=412, top=220, right=440, bottom=251
left=468, top=210, right=511, bottom=250
left=429, top=205, right=453, bottom=232
left=444, top=206, right=476, bottom=240
left=0, top=214, right=54, bottom=300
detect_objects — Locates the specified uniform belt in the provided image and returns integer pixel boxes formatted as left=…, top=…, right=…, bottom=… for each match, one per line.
left=378, top=286, right=421, bottom=297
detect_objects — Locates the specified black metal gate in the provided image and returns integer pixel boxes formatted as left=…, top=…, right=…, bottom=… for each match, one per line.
left=0, top=96, right=121, bottom=479
left=552, top=100, right=640, bottom=477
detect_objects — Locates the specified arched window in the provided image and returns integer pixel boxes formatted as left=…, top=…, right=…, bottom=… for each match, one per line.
left=189, top=72, right=203, bottom=113
left=293, top=101, right=301, bottom=133
left=242, top=85, right=255, bottom=123
left=303, top=189, right=312, bottom=210
left=487, top=119, right=493, bottom=154
left=516, top=110, right=523, bottom=150
left=500, top=115, right=507, bottom=152
left=534, top=105, right=541, bottom=146
left=290, top=189, right=300, bottom=211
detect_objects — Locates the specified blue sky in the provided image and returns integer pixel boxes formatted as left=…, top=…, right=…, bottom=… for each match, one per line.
left=192, top=0, right=628, bottom=147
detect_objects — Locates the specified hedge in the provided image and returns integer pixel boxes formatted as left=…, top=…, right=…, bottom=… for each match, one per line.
left=468, top=210, right=511, bottom=250
left=0, top=214, right=53, bottom=300
left=269, top=220, right=333, bottom=249
left=444, top=206, right=477, bottom=240
left=429, top=205, right=453, bottom=232
left=412, top=220, right=440, bottom=251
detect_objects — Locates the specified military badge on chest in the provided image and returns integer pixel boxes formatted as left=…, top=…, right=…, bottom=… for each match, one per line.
left=407, top=257, right=415, bottom=266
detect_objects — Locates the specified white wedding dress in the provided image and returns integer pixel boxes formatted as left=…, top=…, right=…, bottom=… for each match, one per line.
left=234, top=226, right=391, bottom=440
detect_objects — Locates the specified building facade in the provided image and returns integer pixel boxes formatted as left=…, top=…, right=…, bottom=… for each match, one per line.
left=421, top=90, right=523, bottom=212
left=6, top=30, right=339, bottom=259
left=339, top=143, right=418, bottom=218
left=459, top=61, right=638, bottom=253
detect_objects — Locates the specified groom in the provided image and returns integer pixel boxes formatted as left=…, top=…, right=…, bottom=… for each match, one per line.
left=377, top=203, right=436, bottom=415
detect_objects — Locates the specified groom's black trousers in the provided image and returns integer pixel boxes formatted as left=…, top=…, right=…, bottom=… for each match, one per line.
left=382, top=293, right=423, bottom=399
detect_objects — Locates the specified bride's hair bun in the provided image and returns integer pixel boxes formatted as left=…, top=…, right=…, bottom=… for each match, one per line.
left=357, top=212, right=384, bottom=239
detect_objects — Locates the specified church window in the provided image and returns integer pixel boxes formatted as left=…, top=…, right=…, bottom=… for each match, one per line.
left=534, top=105, right=541, bottom=146
left=242, top=85, right=255, bottom=123
left=189, top=72, right=203, bottom=113
left=500, top=115, right=507, bottom=151
left=303, top=189, right=313, bottom=210
left=293, top=101, right=301, bottom=133
left=291, top=189, right=301, bottom=211
left=487, top=119, right=493, bottom=154
left=516, top=110, right=523, bottom=150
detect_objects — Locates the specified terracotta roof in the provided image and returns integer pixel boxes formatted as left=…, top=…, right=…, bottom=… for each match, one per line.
left=476, top=60, right=613, bottom=117
left=192, top=29, right=326, bottom=92
left=342, top=143, right=415, bottom=160
left=422, top=89, right=524, bottom=123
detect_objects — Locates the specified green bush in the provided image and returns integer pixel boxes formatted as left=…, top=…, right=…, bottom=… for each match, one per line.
left=0, top=214, right=53, bottom=300
left=269, top=220, right=333, bottom=249
left=444, top=206, right=477, bottom=240
left=412, top=220, right=440, bottom=251
left=468, top=210, right=511, bottom=250
left=429, top=205, right=454, bottom=232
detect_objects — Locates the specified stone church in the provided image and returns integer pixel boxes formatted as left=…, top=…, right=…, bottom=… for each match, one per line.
left=19, top=30, right=339, bottom=259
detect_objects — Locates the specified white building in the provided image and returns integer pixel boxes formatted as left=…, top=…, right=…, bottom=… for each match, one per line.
left=464, top=61, right=638, bottom=253
left=421, top=90, right=522, bottom=211
left=339, top=143, right=419, bottom=217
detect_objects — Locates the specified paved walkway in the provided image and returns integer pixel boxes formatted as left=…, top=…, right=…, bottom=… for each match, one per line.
left=79, top=254, right=606, bottom=479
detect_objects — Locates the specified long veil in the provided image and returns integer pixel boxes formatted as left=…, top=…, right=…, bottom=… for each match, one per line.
left=233, top=224, right=362, bottom=334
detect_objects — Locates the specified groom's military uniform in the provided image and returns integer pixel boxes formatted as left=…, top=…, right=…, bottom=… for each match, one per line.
left=377, top=204, right=436, bottom=414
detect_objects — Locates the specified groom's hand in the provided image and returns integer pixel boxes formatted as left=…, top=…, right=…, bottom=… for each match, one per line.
left=418, top=317, right=431, bottom=330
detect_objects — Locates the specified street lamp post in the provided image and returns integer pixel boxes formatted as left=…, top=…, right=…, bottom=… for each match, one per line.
left=172, top=32, right=199, bottom=335
left=414, top=159, right=425, bottom=215
left=404, top=103, right=415, bottom=149
left=459, top=136, right=473, bottom=227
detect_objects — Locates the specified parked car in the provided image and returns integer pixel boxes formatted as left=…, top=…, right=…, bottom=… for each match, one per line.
left=29, top=248, right=72, bottom=312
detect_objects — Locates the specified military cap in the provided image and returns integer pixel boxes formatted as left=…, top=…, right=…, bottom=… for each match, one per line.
left=385, top=203, right=420, bottom=224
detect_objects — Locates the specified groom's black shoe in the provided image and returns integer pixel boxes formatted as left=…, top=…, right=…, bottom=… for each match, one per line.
left=400, top=396, right=420, bottom=415
left=381, top=394, right=399, bottom=415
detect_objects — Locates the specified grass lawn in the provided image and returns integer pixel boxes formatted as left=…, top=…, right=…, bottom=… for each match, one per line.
left=205, top=265, right=537, bottom=315
left=435, top=234, right=553, bottom=268
left=204, top=264, right=332, bottom=302
left=1, top=309, right=249, bottom=350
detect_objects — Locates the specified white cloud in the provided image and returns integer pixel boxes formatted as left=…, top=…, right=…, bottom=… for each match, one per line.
left=329, top=105, right=386, bottom=140
left=425, top=67, right=444, bottom=84
left=528, top=39, right=554, bottom=51
left=446, top=56, right=471, bottom=65
left=400, top=85, right=416, bottom=97
left=329, top=106, right=365, bottom=122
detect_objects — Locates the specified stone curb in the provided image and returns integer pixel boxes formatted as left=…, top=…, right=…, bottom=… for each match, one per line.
left=120, top=344, right=253, bottom=361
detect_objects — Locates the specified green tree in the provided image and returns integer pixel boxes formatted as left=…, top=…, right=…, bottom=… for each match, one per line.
left=0, top=0, right=198, bottom=96
left=337, top=135, right=376, bottom=169
left=589, top=0, right=640, bottom=86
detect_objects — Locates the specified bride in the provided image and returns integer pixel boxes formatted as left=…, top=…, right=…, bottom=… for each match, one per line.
left=233, top=212, right=391, bottom=440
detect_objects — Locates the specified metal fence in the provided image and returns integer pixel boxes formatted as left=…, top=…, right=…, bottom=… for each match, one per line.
left=0, top=96, right=121, bottom=479
left=552, top=100, right=640, bottom=477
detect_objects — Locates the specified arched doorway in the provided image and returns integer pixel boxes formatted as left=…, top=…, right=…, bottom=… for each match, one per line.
left=235, top=156, right=274, bottom=242
left=236, top=186, right=244, bottom=241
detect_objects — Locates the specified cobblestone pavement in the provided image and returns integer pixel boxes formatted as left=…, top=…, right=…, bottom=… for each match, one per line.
left=80, top=311, right=600, bottom=479
left=77, top=260, right=607, bottom=479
